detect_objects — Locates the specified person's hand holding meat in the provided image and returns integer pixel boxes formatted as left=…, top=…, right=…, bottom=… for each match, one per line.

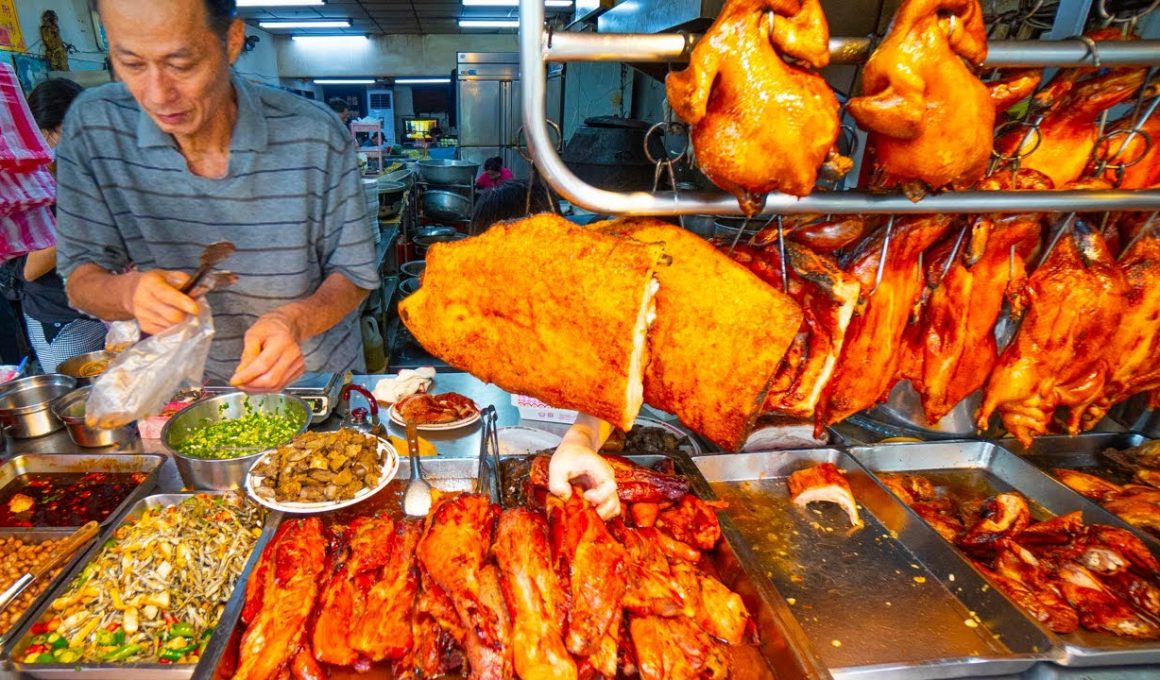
left=549, top=413, right=621, bottom=519
left=120, top=269, right=199, bottom=336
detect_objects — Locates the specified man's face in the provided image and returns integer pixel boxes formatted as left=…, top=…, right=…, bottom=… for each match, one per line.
left=100, top=0, right=244, bottom=139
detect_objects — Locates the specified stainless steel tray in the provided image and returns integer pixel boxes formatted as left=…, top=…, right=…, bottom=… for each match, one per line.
left=199, top=454, right=832, bottom=680
left=196, top=457, right=491, bottom=680
left=6, top=492, right=279, bottom=680
left=0, top=529, right=102, bottom=658
left=692, top=448, right=1053, bottom=679
left=851, top=441, right=1160, bottom=668
left=0, top=454, right=164, bottom=531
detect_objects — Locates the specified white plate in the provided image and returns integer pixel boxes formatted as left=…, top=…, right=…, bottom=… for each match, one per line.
left=245, top=439, right=400, bottom=514
left=497, top=426, right=563, bottom=455
left=387, top=402, right=481, bottom=431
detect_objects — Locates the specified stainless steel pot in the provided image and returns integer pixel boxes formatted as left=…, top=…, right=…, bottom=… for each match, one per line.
left=162, top=392, right=311, bottom=490
left=51, top=386, right=136, bottom=448
left=400, top=260, right=426, bottom=279
left=422, top=190, right=473, bottom=222
left=378, top=180, right=407, bottom=219
left=0, top=374, right=76, bottom=439
left=56, top=350, right=116, bottom=387
left=417, top=159, right=478, bottom=187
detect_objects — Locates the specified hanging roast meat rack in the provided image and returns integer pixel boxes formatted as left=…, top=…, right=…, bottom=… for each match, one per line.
left=518, top=0, right=1160, bottom=215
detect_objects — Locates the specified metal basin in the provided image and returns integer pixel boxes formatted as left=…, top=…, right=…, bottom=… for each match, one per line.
left=422, top=190, right=473, bottom=222
left=162, top=392, right=311, bottom=490
left=400, top=260, right=425, bottom=279
left=0, top=374, right=76, bottom=439
left=56, top=350, right=116, bottom=387
left=51, top=386, right=136, bottom=448
left=381, top=167, right=414, bottom=190
left=418, top=159, right=478, bottom=187
left=378, top=180, right=407, bottom=219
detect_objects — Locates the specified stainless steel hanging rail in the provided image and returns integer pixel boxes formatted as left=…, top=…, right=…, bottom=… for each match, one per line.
left=544, top=32, right=1160, bottom=67
left=519, top=0, right=1160, bottom=216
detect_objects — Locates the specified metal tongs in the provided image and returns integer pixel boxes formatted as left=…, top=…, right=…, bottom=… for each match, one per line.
left=179, top=241, right=237, bottom=297
left=0, top=521, right=100, bottom=616
left=476, top=406, right=501, bottom=504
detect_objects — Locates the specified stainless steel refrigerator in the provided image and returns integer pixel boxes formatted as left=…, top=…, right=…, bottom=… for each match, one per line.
left=456, top=52, right=563, bottom=181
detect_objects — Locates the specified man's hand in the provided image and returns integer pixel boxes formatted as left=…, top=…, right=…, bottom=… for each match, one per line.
left=549, top=442, right=621, bottom=519
left=125, top=270, right=199, bottom=335
left=229, top=313, right=306, bottom=392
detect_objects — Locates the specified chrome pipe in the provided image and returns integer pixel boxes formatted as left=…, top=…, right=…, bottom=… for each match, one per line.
left=545, top=33, right=1160, bottom=68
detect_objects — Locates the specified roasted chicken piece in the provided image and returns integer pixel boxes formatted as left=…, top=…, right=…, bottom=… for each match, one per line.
left=912, top=502, right=966, bottom=542
left=311, top=553, right=360, bottom=665
left=1093, top=111, right=1160, bottom=188
left=608, top=522, right=686, bottom=618
left=978, top=563, right=1079, bottom=634
left=878, top=472, right=938, bottom=506
left=987, top=68, right=1043, bottom=114
left=656, top=494, right=723, bottom=551
left=1103, top=493, right=1160, bottom=536
left=992, top=539, right=1080, bottom=633
left=787, top=462, right=863, bottom=528
left=1080, top=230, right=1160, bottom=428
left=849, top=0, right=992, bottom=195
left=548, top=492, right=629, bottom=660
left=1057, top=563, right=1160, bottom=639
left=1054, top=469, right=1124, bottom=502
left=345, top=514, right=396, bottom=574
left=463, top=565, right=514, bottom=680
left=916, top=172, right=1049, bottom=422
left=667, top=0, right=844, bottom=213
left=417, top=494, right=503, bottom=650
left=1090, top=525, right=1160, bottom=575
left=630, top=614, right=715, bottom=680
left=234, top=518, right=328, bottom=680
left=771, top=214, right=868, bottom=253
left=595, top=218, right=804, bottom=450
left=978, top=219, right=1128, bottom=445
left=493, top=509, right=577, bottom=680
left=956, top=493, right=1031, bottom=554
left=821, top=214, right=954, bottom=424
left=995, top=69, right=1147, bottom=188
left=727, top=241, right=860, bottom=424
left=350, top=520, right=423, bottom=662
left=529, top=453, right=690, bottom=504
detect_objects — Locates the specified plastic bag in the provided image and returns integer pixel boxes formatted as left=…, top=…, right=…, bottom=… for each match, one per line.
left=104, top=320, right=141, bottom=353
left=86, top=301, right=215, bottom=428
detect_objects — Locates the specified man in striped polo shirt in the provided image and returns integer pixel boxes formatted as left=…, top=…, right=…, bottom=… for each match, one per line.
left=56, top=0, right=378, bottom=391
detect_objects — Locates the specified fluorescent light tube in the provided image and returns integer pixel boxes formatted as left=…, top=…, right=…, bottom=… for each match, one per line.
left=463, top=0, right=572, bottom=5
left=458, top=19, right=519, bottom=28
left=395, top=78, right=451, bottom=84
left=291, top=35, right=368, bottom=44
left=314, top=79, right=376, bottom=84
left=238, top=0, right=324, bottom=6
left=259, top=20, right=350, bottom=29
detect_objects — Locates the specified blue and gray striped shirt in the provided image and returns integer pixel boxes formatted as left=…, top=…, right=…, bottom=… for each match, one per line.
left=55, top=73, right=378, bottom=381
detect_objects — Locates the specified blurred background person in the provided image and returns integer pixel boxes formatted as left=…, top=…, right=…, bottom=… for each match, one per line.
left=475, top=155, right=513, bottom=190
left=468, top=180, right=556, bottom=235
left=328, top=97, right=352, bottom=125
left=18, top=78, right=107, bottom=372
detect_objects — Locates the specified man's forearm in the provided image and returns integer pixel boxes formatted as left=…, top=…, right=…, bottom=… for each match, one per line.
left=272, top=272, right=371, bottom=342
left=64, top=263, right=136, bottom=321
left=23, top=247, right=57, bottom=282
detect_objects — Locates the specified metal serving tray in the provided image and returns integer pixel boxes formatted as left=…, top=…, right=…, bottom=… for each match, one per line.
left=692, top=448, right=1053, bottom=679
left=196, top=457, right=492, bottom=680
left=6, top=493, right=280, bottom=680
left=851, top=441, right=1160, bottom=668
left=0, top=454, right=164, bottom=531
left=0, top=529, right=102, bottom=659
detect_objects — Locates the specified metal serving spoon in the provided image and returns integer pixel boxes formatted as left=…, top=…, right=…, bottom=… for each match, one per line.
left=179, top=241, right=237, bottom=296
left=403, top=419, right=432, bottom=517
left=0, top=521, right=100, bottom=614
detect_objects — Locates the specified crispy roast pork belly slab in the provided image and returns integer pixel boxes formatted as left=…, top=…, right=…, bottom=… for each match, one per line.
left=595, top=218, right=803, bottom=451
left=399, top=213, right=664, bottom=431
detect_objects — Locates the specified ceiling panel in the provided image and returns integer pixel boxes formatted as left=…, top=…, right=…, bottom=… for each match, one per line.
left=239, top=0, right=565, bottom=35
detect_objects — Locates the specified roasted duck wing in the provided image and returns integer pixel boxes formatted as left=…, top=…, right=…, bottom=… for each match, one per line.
left=667, top=0, right=843, bottom=213
left=728, top=241, right=860, bottom=423
left=978, top=219, right=1128, bottom=445
left=918, top=175, right=1047, bottom=422
left=549, top=493, right=628, bottom=661
left=417, top=495, right=503, bottom=649
left=529, top=453, right=689, bottom=504
left=234, top=518, right=328, bottom=680
left=1054, top=469, right=1124, bottom=502
left=493, top=508, right=577, bottom=680
left=995, top=69, right=1147, bottom=188
left=787, top=462, right=863, bottom=528
left=848, top=0, right=992, bottom=195
left=1080, top=230, right=1160, bottom=428
left=656, top=494, right=723, bottom=551
left=1057, top=563, right=1160, bottom=639
left=350, top=520, right=423, bottom=662
left=821, top=214, right=953, bottom=425
left=1093, top=112, right=1160, bottom=188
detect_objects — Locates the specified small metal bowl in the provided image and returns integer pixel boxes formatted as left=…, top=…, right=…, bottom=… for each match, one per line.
left=51, top=386, right=136, bottom=448
left=400, top=260, right=426, bottom=279
left=162, top=392, right=311, bottom=490
left=0, top=374, right=77, bottom=439
left=57, top=350, right=117, bottom=387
